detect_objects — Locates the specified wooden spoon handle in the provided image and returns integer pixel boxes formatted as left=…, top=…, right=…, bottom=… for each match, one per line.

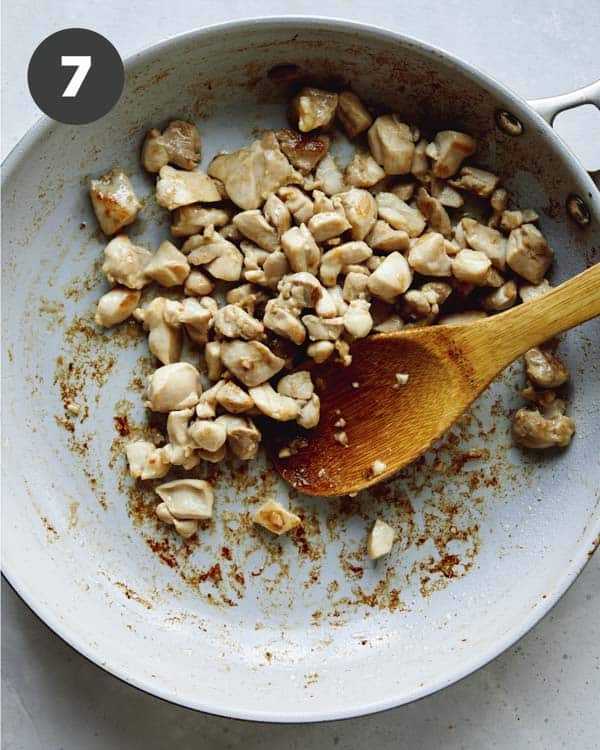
left=477, top=263, right=600, bottom=365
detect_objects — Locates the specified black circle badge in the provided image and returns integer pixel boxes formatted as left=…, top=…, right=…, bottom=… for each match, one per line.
left=28, top=28, right=124, bottom=125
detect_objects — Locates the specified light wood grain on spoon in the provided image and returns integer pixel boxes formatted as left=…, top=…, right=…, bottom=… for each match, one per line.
left=266, top=264, right=600, bottom=497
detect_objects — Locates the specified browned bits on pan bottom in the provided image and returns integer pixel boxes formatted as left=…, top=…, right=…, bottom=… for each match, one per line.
left=113, top=415, right=130, bottom=436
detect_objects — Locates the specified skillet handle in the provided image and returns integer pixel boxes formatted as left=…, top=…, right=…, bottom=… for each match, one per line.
left=529, top=80, right=600, bottom=186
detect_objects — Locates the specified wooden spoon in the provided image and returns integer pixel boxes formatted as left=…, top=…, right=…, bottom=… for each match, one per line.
left=265, top=264, right=600, bottom=497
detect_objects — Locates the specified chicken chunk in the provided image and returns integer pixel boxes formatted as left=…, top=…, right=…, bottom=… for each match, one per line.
left=302, top=315, right=344, bottom=342
left=156, top=478, right=213, bottom=520
left=368, top=115, right=417, bottom=174
left=337, top=189, right=377, bottom=241
left=141, top=120, right=201, bottom=172
left=488, top=187, right=508, bottom=229
left=367, top=519, right=395, bottom=559
left=278, top=186, right=314, bottom=224
left=506, top=224, right=553, bottom=284
left=125, top=441, right=170, bottom=480
left=263, top=193, right=292, bottom=236
left=263, top=298, right=306, bottom=345
left=519, top=279, right=552, bottom=303
left=189, top=418, right=227, bottom=452
left=367, top=252, right=413, bottom=302
left=375, top=193, right=426, bottom=237
left=135, top=297, right=182, bottom=364
left=220, top=340, right=285, bottom=387
left=500, top=209, right=539, bottom=232
left=145, top=240, right=190, bottom=287
left=90, top=168, right=142, bottom=236
left=430, top=177, right=464, bottom=208
left=289, top=87, right=338, bottom=132
left=315, top=154, right=346, bottom=196
left=343, top=299, right=373, bottom=339
left=320, top=241, right=372, bottom=287
left=215, top=380, right=254, bottom=414
left=336, top=91, right=373, bottom=138
left=278, top=272, right=337, bottom=317
left=233, top=209, right=280, bottom=252
left=102, top=235, right=152, bottom=290
left=146, top=362, right=202, bottom=412
left=276, top=128, right=330, bottom=174
left=512, top=408, right=575, bottom=449
left=277, top=371, right=314, bottom=401
left=524, top=347, right=569, bottom=388
left=215, top=414, right=261, bottom=459
left=415, top=187, right=452, bottom=237
left=281, top=224, right=321, bottom=274
left=95, top=288, right=141, bottom=327
left=448, top=166, right=499, bottom=197
left=249, top=383, right=299, bottom=421
left=408, top=232, right=452, bottom=277
left=307, top=340, right=335, bottom=363
left=366, top=220, right=410, bottom=253
left=481, top=280, right=518, bottom=312
left=171, top=205, right=232, bottom=237
left=307, top=210, right=351, bottom=242
left=156, top=166, right=221, bottom=210
left=244, top=250, right=290, bottom=289
left=184, top=232, right=243, bottom=282
left=427, top=131, right=477, bottom=178
left=163, top=297, right=213, bottom=345
left=345, top=152, right=386, bottom=188
left=184, top=270, right=214, bottom=297
left=461, top=218, right=507, bottom=270
left=452, top=249, right=492, bottom=285
left=213, top=304, right=264, bottom=341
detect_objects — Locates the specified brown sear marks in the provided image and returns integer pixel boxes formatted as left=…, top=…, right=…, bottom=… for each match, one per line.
left=114, top=581, right=153, bottom=610
left=41, top=516, right=59, bottom=543
left=113, top=415, right=130, bottom=437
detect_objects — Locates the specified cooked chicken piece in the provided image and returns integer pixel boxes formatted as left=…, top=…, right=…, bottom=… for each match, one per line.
left=336, top=91, right=373, bottom=138
left=95, top=287, right=141, bottom=327
left=196, top=444, right=227, bottom=463
left=233, top=209, right=280, bottom=252
left=189, top=418, right=227, bottom=452
left=524, top=347, right=569, bottom=388
left=411, top=139, right=430, bottom=182
left=315, top=154, right=346, bottom=196
left=506, top=224, right=553, bottom=284
left=219, top=223, right=243, bottom=243
left=522, top=385, right=566, bottom=417
left=171, top=205, right=231, bottom=237
left=427, top=131, right=477, bottom=178
left=307, top=210, right=351, bottom=242
left=163, top=407, right=196, bottom=466
left=368, top=115, right=417, bottom=174
left=278, top=272, right=337, bottom=317
left=184, top=269, right=214, bottom=297
left=367, top=519, right=395, bottom=559
left=519, top=278, right=552, bottom=303
left=278, top=186, right=314, bottom=224
left=249, top=383, right=299, bottom=421
left=461, top=218, right=507, bottom=270
left=367, top=252, right=413, bottom=302
left=500, top=209, right=539, bottom=232
left=276, top=128, right=330, bottom=174
left=281, top=224, right=321, bottom=274
left=146, top=362, right=202, bottom=412
left=416, top=187, right=452, bottom=237
left=156, top=166, right=221, bottom=210
left=320, top=241, right=372, bottom=287
left=488, top=187, right=508, bottom=229
left=296, top=393, right=321, bottom=429
left=241, top=241, right=270, bottom=273
left=345, top=152, right=386, bottom=188
left=408, top=232, right=452, bottom=277
left=342, top=272, right=370, bottom=303
left=438, top=310, right=487, bottom=326
left=366, top=220, right=409, bottom=253
left=208, top=131, right=297, bottom=210
left=302, top=314, right=344, bottom=342
left=214, top=380, right=254, bottom=414
left=155, top=480, right=213, bottom=525
left=373, top=313, right=404, bottom=333
left=215, top=414, right=261, bottom=460
left=194, top=379, right=224, bottom=419
left=277, top=371, right=314, bottom=401
left=481, top=280, right=518, bottom=312
left=177, top=297, right=216, bottom=344
left=220, top=340, right=285, bottom=387
left=204, top=341, right=223, bottom=381
left=134, top=297, right=182, bottom=364
left=390, top=180, right=416, bottom=202
left=125, top=440, right=170, bottom=480
left=512, top=408, right=575, bottom=449
left=402, top=289, right=439, bottom=322
left=155, top=503, right=198, bottom=538
left=263, top=193, right=292, bottom=236
left=90, top=168, right=142, bottom=236
left=213, top=304, right=264, bottom=341
left=343, top=299, right=373, bottom=339
left=483, top=267, right=505, bottom=288
left=289, top=87, right=338, bottom=132
left=263, top=298, right=306, bottom=345
left=102, top=235, right=152, bottom=290
left=252, top=498, right=301, bottom=535
left=430, top=177, right=464, bottom=208
left=142, top=120, right=201, bottom=173
left=421, top=280, right=453, bottom=306
left=328, top=285, right=348, bottom=315
left=337, top=189, right=377, bottom=241
left=452, top=248, right=492, bottom=285
left=448, top=166, right=499, bottom=197
left=375, top=193, right=426, bottom=237
left=184, top=231, right=243, bottom=282
left=312, top=189, right=334, bottom=213
left=307, top=340, right=335, bottom=363
left=452, top=221, right=467, bottom=249
left=244, top=250, right=290, bottom=289
left=145, top=240, right=190, bottom=287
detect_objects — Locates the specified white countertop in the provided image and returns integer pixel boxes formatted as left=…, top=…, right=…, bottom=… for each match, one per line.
left=2, top=1, right=599, bottom=747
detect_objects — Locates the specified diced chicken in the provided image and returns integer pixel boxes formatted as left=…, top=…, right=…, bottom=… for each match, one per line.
left=500, top=209, right=540, bottom=233
left=427, top=131, right=477, bottom=178
left=203, top=341, right=223, bottom=381
left=146, top=362, right=202, bottom=412
left=522, top=385, right=566, bottom=418
left=452, top=248, right=492, bottom=285
left=215, top=380, right=254, bottom=414
left=155, top=503, right=198, bottom=538
left=345, top=152, right=386, bottom=188
left=408, top=232, right=452, bottom=276
left=519, top=279, right=552, bottom=303
left=430, top=178, right=464, bottom=208
left=281, top=224, right=321, bottom=274
left=308, top=210, right=351, bottom=242
left=315, top=154, right=346, bottom=196
left=438, top=310, right=487, bottom=326
left=95, top=287, right=141, bottom=327
left=189, top=418, right=227, bottom=453
left=145, top=240, right=190, bottom=287
left=366, top=220, right=409, bottom=253
left=249, top=383, right=299, bottom=421
left=184, top=231, right=243, bottom=282
left=90, top=168, right=142, bottom=236
left=302, top=315, right=344, bottom=341
left=226, top=284, right=269, bottom=317
left=461, top=218, right=507, bottom=270
left=102, top=235, right=152, bottom=290
left=213, top=304, right=264, bottom=341
left=278, top=272, right=337, bottom=317
left=163, top=297, right=214, bottom=345
left=343, top=272, right=370, bottom=302
left=220, top=340, right=285, bottom=387
left=162, top=407, right=196, bottom=466
left=277, top=371, right=314, bottom=400
left=244, top=250, right=290, bottom=289
left=142, top=120, right=201, bottom=174
left=448, top=166, right=499, bottom=197
left=411, top=139, right=430, bottom=182
left=375, top=193, right=426, bottom=237
left=524, top=347, right=569, bottom=389
left=156, top=166, right=221, bottom=210
left=263, top=193, right=292, bottom=236
left=506, top=224, right=553, bottom=284
left=171, top=205, right=231, bottom=237
left=343, top=299, right=373, bottom=338
left=337, top=189, right=377, bottom=241
left=276, top=128, right=330, bottom=174
left=263, top=298, right=306, bottom=345
left=184, top=270, right=214, bottom=297
left=134, top=297, right=182, bottom=364
left=307, top=340, right=335, bottom=363
left=367, top=252, right=413, bottom=302
left=337, top=91, right=373, bottom=138
left=367, top=519, right=395, bottom=559
left=416, top=187, right=452, bottom=237
left=215, top=414, right=261, bottom=459
left=488, top=187, right=508, bottom=229
left=390, top=181, right=416, bottom=202
left=196, top=444, right=227, bottom=463
left=402, top=289, right=439, bottom=321
left=278, top=186, right=314, bottom=224
left=125, top=441, right=170, bottom=480
left=421, top=280, right=453, bottom=306
left=320, top=241, right=372, bottom=287
left=512, top=408, right=575, bottom=449
left=312, top=189, right=334, bottom=213
left=289, top=87, right=338, bottom=132
left=481, top=280, right=518, bottom=312
left=297, top=393, right=321, bottom=429
left=208, top=131, right=297, bottom=210
left=368, top=115, right=417, bottom=174
left=195, top=380, right=224, bottom=419
left=233, top=209, right=280, bottom=252
left=156, top=478, right=213, bottom=522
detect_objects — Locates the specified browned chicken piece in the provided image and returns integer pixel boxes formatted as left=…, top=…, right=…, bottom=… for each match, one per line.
left=448, top=166, right=499, bottom=197
left=171, top=205, right=232, bottom=237
left=506, top=224, right=553, bottom=284
left=512, top=408, right=575, bottom=449
left=488, top=187, right=508, bottom=229
left=500, top=209, right=539, bottom=232
left=141, top=120, right=201, bottom=172
left=276, top=128, right=330, bottom=174
left=461, top=218, right=507, bottom=270
left=289, top=87, right=338, bottom=132
left=416, top=187, right=452, bottom=237
left=427, top=131, right=477, bottom=178
left=345, top=152, right=386, bottom=188
left=524, top=347, right=569, bottom=389
left=156, top=166, right=222, bottom=210
left=90, top=168, right=142, bottom=236
left=430, top=178, right=464, bottom=208
left=220, top=340, right=285, bottom=387
left=336, top=91, right=373, bottom=138
left=368, top=115, right=418, bottom=175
